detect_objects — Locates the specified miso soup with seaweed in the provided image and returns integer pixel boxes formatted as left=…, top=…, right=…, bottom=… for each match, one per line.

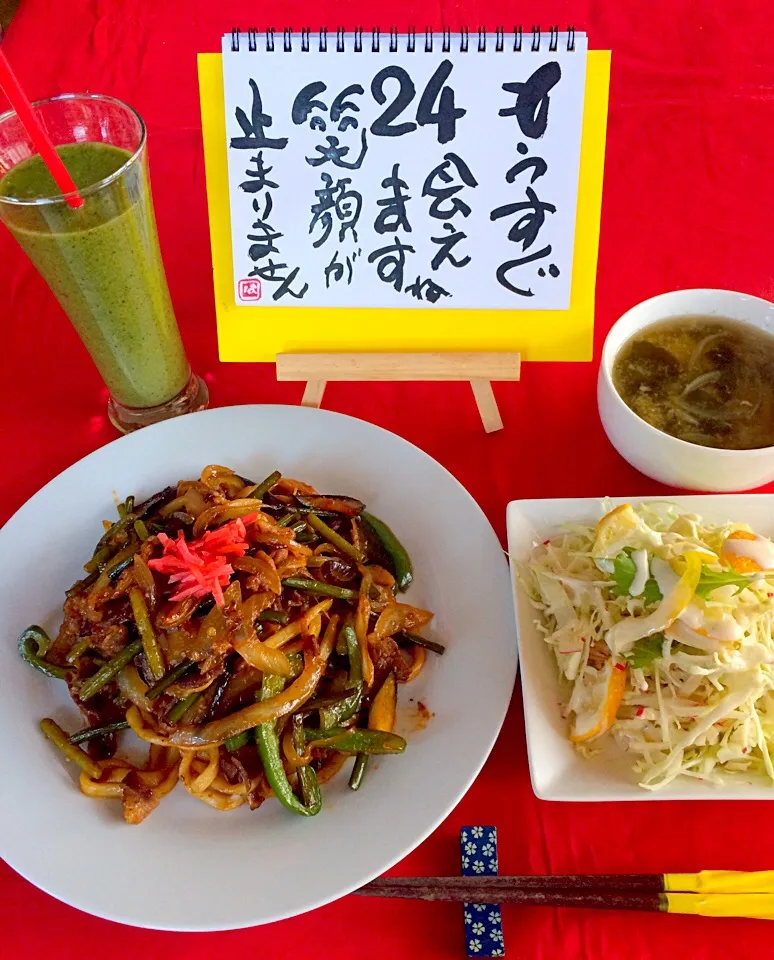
left=612, top=317, right=774, bottom=449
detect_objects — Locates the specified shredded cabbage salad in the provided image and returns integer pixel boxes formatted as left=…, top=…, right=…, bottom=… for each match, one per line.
left=524, top=500, right=774, bottom=790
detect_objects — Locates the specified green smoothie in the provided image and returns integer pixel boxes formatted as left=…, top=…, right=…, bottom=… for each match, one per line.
left=0, top=142, right=189, bottom=408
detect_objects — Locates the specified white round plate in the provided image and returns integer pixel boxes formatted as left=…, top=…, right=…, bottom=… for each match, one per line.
left=0, top=405, right=517, bottom=931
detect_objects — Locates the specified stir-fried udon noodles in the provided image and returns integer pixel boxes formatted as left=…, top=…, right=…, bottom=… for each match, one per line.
left=20, top=466, right=443, bottom=823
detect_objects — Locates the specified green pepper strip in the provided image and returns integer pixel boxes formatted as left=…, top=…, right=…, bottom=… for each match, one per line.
left=86, top=539, right=137, bottom=585
left=84, top=541, right=137, bottom=582
left=361, top=512, right=413, bottom=592
left=255, top=674, right=322, bottom=817
left=306, top=514, right=364, bottom=562
left=66, top=637, right=92, bottom=664
left=145, top=661, right=196, bottom=700
left=40, top=719, right=101, bottom=778
left=277, top=513, right=299, bottom=528
left=20, top=624, right=52, bottom=657
left=345, top=625, right=363, bottom=685
left=133, top=519, right=150, bottom=541
left=67, top=569, right=99, bottom=597
left=107, top=555, right=135, bottom=582
left=399, top=630, right=446, bottom=656
left=167, top=691, right=202, bottom=723
left=258, top=609, right=291, bottom=625
left=319, top=686, right=362, bottom=728
left=96, top=489, right=170, bottom=555
left=335, top=622, right=349, bottom=656
left=18, top=626, right=70, bottom=680
left=83, top=545, right=113, bottom=574
left=303, top=726, right=406, bottom=754
left=285, top=651, right=305, bottom=679
left=253, top=470, right=282, bottom=500
left=295, top=531, right=320, bottom=545
left=294, top=720, right=321, bottom=811
left=349, top=755, right=369, bottom=790
left=129, top=587, right=165, bottom=681
left=319, top=626, right=363, bottom=727
left=224, top=730, right=251, bottom=751
left=68, top=720, right=130, bottom=744
left=79, top=639, right=143, bottom=701
left=282, top=577, right=358, bottom=601
left=347, top=619, right=370, bottom=789
left=94, top=513, right=134, bottom=553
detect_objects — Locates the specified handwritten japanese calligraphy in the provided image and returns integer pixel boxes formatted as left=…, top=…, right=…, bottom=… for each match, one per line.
left=490, top=63, right=563, bottom=298
left=223, top=32, right=587, bottom=309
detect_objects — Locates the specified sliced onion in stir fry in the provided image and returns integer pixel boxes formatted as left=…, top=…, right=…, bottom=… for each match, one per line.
left=166, top=632, right=336, bottom=746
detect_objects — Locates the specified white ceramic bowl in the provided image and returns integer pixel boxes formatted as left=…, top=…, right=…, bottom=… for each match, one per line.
left=598, top=288, right=774, bottom=491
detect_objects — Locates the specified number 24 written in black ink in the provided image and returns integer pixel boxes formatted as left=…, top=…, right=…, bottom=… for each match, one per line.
left=370, top=60, right=465, bottom=143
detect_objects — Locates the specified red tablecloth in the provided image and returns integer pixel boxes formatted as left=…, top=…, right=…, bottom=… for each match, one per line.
left=3, top=1, right=774, bottom=956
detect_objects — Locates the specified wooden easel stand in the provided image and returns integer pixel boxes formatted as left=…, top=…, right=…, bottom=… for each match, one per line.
left=275, top=352, right=521, bottom=433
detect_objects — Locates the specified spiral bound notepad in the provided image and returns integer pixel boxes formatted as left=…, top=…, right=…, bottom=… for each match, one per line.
left=221, top=28, right=588, bottom=312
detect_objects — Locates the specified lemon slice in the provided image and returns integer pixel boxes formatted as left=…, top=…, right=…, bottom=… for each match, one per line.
left=570, top=658, right=627, bottom=743
left=667, top=544, right=717, bottom=571
left=592, top=504, right=640, bottom=563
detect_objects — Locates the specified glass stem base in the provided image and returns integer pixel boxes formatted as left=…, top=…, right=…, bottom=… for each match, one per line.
left=108, top=371, right=209, bottom=434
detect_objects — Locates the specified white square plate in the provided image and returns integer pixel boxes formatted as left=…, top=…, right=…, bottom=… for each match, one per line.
left=507, top=495, right=774, bottom=801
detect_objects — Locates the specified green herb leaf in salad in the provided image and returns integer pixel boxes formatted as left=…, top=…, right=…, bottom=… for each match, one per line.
left=624, top=633, right=666, bottom=669
left=611, top=550, right=636, bottom=596
left=642, top=578, right=663, bottom=604
left=695, top=567, right=756, bottom=600
left=611, top=549, right=663, bottom=604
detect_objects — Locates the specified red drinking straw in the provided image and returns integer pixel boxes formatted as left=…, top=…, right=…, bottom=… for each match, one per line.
left=0, top=48, right=83, bottom=208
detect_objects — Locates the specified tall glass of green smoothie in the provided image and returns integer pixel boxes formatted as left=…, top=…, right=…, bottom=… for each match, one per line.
left=0, top=93, right=208, bottom=431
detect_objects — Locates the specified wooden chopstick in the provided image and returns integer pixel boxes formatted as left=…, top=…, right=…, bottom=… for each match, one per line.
left=356, top=875, right=774, bottom=919
left=356, top=875, right=664, bottom=900
left=358, top=871, right=774, bottom=899
left=356, top=876, right=663, bottom=910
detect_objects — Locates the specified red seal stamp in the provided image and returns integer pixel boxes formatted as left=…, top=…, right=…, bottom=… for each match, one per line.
left=238, top=278, right=262, bottom=302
